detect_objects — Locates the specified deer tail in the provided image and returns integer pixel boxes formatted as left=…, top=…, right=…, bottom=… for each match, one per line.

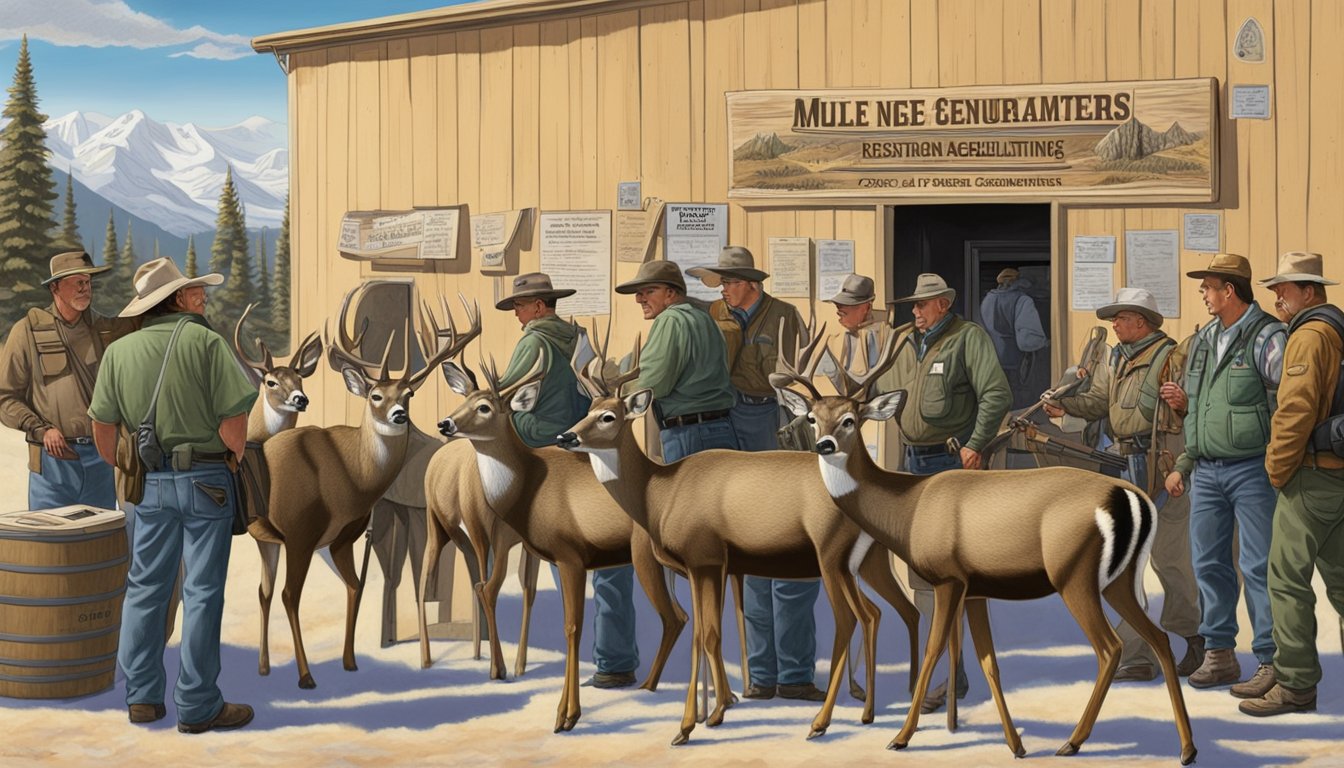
left=1093, top=485, right=1155, bottom=603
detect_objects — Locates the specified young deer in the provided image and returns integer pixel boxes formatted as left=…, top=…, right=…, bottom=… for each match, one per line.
left=423, top=348, right=687, bottom=733
left=252, top=287, right=480, bottom=689
left=232, top=302, right=324, bottom=443
left=769, top=333, right=1196, bottom=764
left=558, top=338, right=922, bottom=746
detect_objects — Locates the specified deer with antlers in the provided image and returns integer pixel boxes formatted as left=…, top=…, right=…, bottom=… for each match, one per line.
left=422, top=345, right=688, bottom=732
left=232, top=302, right=324, bottom=443
left=557, top=331, right=922, bottom=745
left=768, top=331, right=1197, bottom=763
left=250, top=286, right=480, bottom=689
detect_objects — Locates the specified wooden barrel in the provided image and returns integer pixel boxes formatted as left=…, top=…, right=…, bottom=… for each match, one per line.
left=0, top=506, right=128, bottom=699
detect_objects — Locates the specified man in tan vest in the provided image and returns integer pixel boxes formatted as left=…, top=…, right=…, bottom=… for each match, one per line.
left=824, top=273, right=891, bottom=380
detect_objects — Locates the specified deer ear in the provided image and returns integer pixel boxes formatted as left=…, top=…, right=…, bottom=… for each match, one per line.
left=860, top=390, right=905, bottom=422
left=441, top=361, right=475, bottom=396
left=341, top=366, right=370, bottom=398
left=775, top=387, right=811, bottom=418
left=509, top=381, right=542, bottom=414
left=624, top=388, right=653, bottom=419
left=294, top=334, right=323, bottom=378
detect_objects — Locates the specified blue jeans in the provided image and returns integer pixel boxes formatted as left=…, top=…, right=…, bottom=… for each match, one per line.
left=590, top=565, right=638, bottom=675
left=118, top=464, right=236, bottom=725
left=904, top=444, right=969, bottom=694
left=1189, top=455, right=1278, bottom=662
left=905, top=445, right=963, bottom=475
left=659, top=418, right=738, bottom=463
left=29, top=441, right=116, bottom=510
left=729, top=393, right=782, bottom=452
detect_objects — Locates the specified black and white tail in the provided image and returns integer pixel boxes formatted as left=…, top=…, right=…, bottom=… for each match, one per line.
left=1093, top=486, right=1156, bottom=604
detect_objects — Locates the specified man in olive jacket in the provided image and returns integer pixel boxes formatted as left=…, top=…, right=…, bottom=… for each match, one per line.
left=1241, top=252, right=1344, bottom=717
left=876, top=272, right=1011, bottom=712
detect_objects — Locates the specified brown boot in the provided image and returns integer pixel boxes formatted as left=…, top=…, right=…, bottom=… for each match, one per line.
left=1114, top=664, right=1157, bottom=682
left=778, top=682, right=827, bottom=701
left=1188, top=648, right=1240, bottom=689
left=128, top=703, right=166, bottom=724
left=1231, top=663, right=1276, bottom=699
left=1176, top=635, right=1206, bottom=677
left=1238, top=683, right=1316, bottom=717
left=178, top=702, right=254, bottom=734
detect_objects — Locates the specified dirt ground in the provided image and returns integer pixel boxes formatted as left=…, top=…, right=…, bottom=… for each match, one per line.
left=2, top=427, right=1342, bottom=768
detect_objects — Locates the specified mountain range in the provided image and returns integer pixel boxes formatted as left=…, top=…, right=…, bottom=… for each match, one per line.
left=1093, top=118, right=1202, bottom=162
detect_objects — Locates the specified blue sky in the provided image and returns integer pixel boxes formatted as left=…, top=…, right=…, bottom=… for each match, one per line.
left=0, top=1, right=471, bottom=127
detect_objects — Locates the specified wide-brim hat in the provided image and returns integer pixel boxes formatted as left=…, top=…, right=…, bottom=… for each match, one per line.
left=892, top=273, right=955, bottom=304
left=824, top=273, right=876, bottom=305
left=1258, top=251, right=1339, bottom=287
left=615, top=260, right=687, bottom=294
left=1096, top=286, right=1164, bottom=328
left=686, top=246, right=769, bottom=286
left=1187, top=252, right=1252, bottom=281
left=42, top=251, right=110, bottom=285
left=118, top=257, right=222, bottom=317
left=494, top=271, right=576, bottom=310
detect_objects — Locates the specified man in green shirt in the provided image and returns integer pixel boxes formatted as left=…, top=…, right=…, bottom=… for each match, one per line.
left=89, top=257, right=257, bottom=734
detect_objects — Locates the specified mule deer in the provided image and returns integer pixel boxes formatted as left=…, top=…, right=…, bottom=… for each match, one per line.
left=252, top=286, right=480, bottom=688
left=424, top=347, right=687, bottom=732
left=558, top=336, right=922, bottom=745
left=232, top=302, right=324, bottom=443
left=769, top=331, right=1196, bottom=764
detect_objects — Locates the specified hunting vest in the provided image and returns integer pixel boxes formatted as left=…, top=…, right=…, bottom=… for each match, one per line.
left=1106, top=334, right=1176, bottom=440
left=1184, top=312, right=1278, bottom=460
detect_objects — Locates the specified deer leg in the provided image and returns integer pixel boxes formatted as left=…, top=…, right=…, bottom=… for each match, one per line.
left=859, top=547, right=921, bottom=697
left=673, top=571, right=706, bottom=746
left=280, top=540, right=318, bottom=689
left=478, top=532, right=514, bottom=681
left=632, top=539, right=686, bottom=691
left=891, top=580, right=964, bottom=751
left=1055, top=578, right=1122, bottom=757
left=257, top=539, right=281, bottom=676
left=730, top=572, right=749, bottom=694
left=514, top=549, right=540, bottom=678
left=555, top=561, right=587, bottom=733
left=419, top=507, right=449, bottom=670
left=848, top=577, right=882, bottom=725
left=328, top=530, right=365, bottom=673
left=947, top=594, right=965, bottom=732
left=809, top=569, right=860, bottom=740
left=461, top=511, right=492, bottom=662
left=965, top=598, right=1024, bottom=757
left=1104, top=575, right=1197, bottom=765
left=699, top=566, right=733, bottom=728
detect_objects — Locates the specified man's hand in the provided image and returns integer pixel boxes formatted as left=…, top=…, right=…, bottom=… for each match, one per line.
left=41, top=427, right=75, bottom=460
left=959, top=446, right=982, bottom=470
left=1043, top=401, right=1065, bottom=418
left=1159, top=382, right=1188, bottom=414
left=1164, top=471, right=1185, bottom=498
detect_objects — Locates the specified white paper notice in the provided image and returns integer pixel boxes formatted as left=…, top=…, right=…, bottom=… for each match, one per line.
left=1072, top=262, right=1114, bottom=311
left=471, top=212, right=507, bottom=248
left=1231, top=85, right=1271, bottom=119
left=540, top=211, right=612, bottom=316
left=617, top=181, right=642, bottom=211
left=665, top=204, right=728, bottom=302
left=816, top=239, right=855, bottom=299
left=615, top=209, right=649, bottom=263
left=768, top=237, right=811, bottom=298
left=1125, top=230, right=1180, bottom=317
left=1073, top=236, right=1116, bottom=264
left=419, top=209, right=460, bottom=260
left=1183, top=213, right=1221, bottom=252
left=339, top=219, right=361, bottom=252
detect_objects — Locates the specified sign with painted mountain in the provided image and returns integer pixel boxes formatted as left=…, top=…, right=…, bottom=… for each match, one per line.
left=726, top=79, right=1217, bottom=202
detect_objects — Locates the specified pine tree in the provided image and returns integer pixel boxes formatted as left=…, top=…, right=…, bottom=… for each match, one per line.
left=116, top=221, right=138, bottom=297
left=94, top=210, right=122, bottom=316
left=0, top=36, right=59, bottom=324
left=208, top=166, right=250, bottom=328
left=184, top=234, right=198, bottom=277
left=255, top=229, right=270, bottom=314
left=56, top=172, right=81, bottom=252
left=271, top=194, right=291, bottom=352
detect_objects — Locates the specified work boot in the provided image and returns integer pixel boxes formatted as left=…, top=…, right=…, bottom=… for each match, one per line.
left=581, top=670, right=636, bottom=689
left=1176, top=635, right=1206, bottom=677
left=1231, top=664, right=1277, bottom=699
left=177, top=702, right=254, bottom=734
left=777, top=682, right=827, bottom=701
left=1114, top=664, right=1157, bottom=682
left=919, top=679, right=969, bottom=714
left=1238, top=683, right=1316, bottom=717
left=742, top=683, right=776, bottom=700
left=1188, top=648, right=1240, bottom=689
left=128, top=703, right=166, bottom=724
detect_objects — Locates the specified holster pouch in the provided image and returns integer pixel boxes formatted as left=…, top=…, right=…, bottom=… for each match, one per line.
left=171, top=444, right=194, bottom=472
left=27, top=442, right=42, bottom=474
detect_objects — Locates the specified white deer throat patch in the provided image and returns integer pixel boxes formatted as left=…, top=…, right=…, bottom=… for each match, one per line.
left=262, top=397, right=288, bottom=436
left=588, top=449, right=621, bottom=484
left=476, top=452, right=518, bottom=509
left=819, top=453, right=859, bottom=498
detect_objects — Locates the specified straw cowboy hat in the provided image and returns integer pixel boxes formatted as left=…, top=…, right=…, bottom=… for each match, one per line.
left=119, top=257, right=223, bottom=318
left=1096, top=286, right=1164, bottom=328
left=824, top=274, right=876, bottom=306
left=1187, top=252, right=1253, bottom=281
left=615, top=260, right=687, bottom=294
left=1258, top=251, right=1339, bottom=287
left=41, top=251, right=110, bottom=285
left=892, top=273, right=956, bottom=304
left=995, top=267, right=1020, bottom=285
left=686, top=246, right=769, bottom=287
left=493, top=272, right=576, bottom=310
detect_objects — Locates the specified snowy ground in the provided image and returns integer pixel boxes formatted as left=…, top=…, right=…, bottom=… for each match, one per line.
left=2, top=427, right=1342, bottom=768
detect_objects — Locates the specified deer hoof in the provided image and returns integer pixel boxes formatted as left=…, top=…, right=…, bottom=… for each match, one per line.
left=1013, top=745, right=1027, bottom=759
left=706, top=708, right=725, bottom=728
left=298, top=674, right=316, bottom=689
left=344, top=662, right=358, bottom=672
left=861, top=712, right=874, bottom=725
left=807, top=726, right=828, bottom=740
left=1056, top=741, right=1080, bottom=757
left=887, top=737, right=909, bottom=751
left=671, top=731, right=690, bottom=747
left=563, top=715, right=580, bottom=731
left=850, top=683, right=866, bottom=701
left=258, top=665, right=270, bottom=676
left=1180, top=746, right=1197, bottom=765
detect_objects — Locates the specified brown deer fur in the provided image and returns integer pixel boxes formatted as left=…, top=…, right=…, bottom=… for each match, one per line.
left=232, top=302, right=323, bottom=444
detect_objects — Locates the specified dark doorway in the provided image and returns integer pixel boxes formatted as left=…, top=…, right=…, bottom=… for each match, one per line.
left=889, top=203, right=1052, bottom=409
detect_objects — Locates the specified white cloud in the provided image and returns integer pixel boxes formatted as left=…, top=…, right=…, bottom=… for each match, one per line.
left=0, top=1, right=252, bottom=60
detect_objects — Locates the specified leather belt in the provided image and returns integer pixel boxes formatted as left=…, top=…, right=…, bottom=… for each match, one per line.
left=738, top=393, right=778, bottom=406
left=660, top=409, right=731, bottom=429
left=906, top=443, right=948, bottom=457
left=1115, top=437, right=1150, bottom=457
left=68, top=436, right=94, bottom=446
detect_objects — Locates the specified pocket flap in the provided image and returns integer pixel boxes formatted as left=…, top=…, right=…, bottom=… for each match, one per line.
left=192, top=481, right=229, bottom=507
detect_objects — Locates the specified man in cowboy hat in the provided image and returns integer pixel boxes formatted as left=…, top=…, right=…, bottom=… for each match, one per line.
left=1044, top=286, right=1203, bottom=682
left=615, top=260, right=736, bottom=460
left=689, top=245, right=824, bottom=701
left=979, top=267, right=1049, bottom=409
left=0, top=250, right=137, bottom=509
left=875, top=271, right=1010, bottom=712
left=88, top=257, right=257, bottom=734
left=824, top=273, right=891, bottom=382
left=1241, top=252, right=1344, bottom=717
left=1160, top=252, right=1286, bottom=696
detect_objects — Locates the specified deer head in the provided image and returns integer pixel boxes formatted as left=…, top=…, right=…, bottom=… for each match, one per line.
left=557, top=324, right=645, bottom=455
left=234, top=302, right=323, bottom=414
left=325, top=285, right=482, bottom=436
left=436, top=349, right=547, bottom=442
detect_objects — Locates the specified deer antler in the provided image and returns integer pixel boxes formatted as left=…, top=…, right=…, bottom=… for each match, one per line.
left=233, top=302, right=272, bottom=373
left=325, top=287, right=381, bottom=380
left=844, top=327, right=902, bottom=400
left=771, top=317, right=825, bottom=401
left=406, top=293, right=481, bottom=391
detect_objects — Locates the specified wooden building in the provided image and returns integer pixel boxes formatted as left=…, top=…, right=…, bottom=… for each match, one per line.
left=253, top=0, right=1344, bottom=436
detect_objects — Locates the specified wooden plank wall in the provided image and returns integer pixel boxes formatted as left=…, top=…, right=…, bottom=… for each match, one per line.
left=286, top=0, right=1344, bottom=428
